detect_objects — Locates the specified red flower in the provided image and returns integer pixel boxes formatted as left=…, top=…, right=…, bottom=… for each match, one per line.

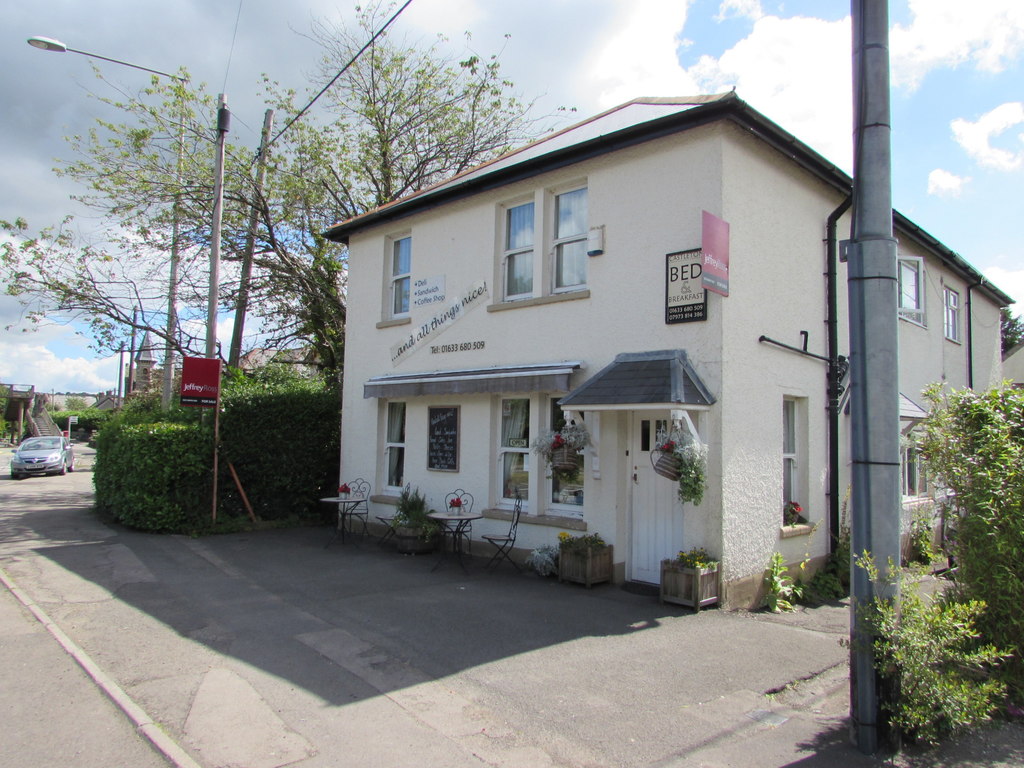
left=660, top=440, right=676, bottom=452
left=338, top=483, right=350, bottom=494
left=551, top=434, right=566, bottom=449
left=449, top=497, right=463, bottom=508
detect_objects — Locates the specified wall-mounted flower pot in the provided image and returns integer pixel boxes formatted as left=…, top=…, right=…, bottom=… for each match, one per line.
left=660, top=560, right=719, bottom=610
left=559, top=545, right=613, bottom=588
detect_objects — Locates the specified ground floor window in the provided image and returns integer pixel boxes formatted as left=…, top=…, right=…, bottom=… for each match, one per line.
left=901, top=434, right=928, bottom=497
left=548, top=398, right=584, bottom=510
left=500, top=398, right=530, bottom=501
left=782, top=397, right=807, bottom=524
left=386, top=401, right=406, bottom=488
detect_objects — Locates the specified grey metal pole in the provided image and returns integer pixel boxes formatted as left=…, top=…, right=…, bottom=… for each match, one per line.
left=206, top=94, right=230, bottom=359
left=162, top=98, right=186, bottom=407
left=848, top=0, right=902, bottom=755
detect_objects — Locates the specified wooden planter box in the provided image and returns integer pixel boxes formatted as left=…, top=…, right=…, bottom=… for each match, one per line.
left=559, top=545, right=613, bottom=588
left=395, top=527, right=436, bottom=555
left=660, top=560, right=719, bottom=610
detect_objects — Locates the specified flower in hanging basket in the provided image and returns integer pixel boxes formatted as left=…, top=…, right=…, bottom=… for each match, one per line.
left=783, top=501, right=804, bottom=526
left=658, top=439, right=677, bottom=453
left=532, top=424, right=591, bottom=479
left=449, top=497, right=463, bottom=509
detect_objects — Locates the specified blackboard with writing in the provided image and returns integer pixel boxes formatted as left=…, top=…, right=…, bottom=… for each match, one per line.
left=427, top=406, right=459, bottom=471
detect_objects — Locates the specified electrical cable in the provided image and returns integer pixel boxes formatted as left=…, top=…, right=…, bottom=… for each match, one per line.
left=261, top=0, right=415, bottom=157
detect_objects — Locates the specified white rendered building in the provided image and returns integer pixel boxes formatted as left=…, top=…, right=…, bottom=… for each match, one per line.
left=325, top=94, right=1009, bottom=607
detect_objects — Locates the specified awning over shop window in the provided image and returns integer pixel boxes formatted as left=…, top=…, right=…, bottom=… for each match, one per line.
left=559, top=350, right=715, bottom=409
left=364, top=361, right=583, bottom=398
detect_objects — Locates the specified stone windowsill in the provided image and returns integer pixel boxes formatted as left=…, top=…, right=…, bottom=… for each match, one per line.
left=487, top=290, right=590, bottom=312
left=371, top=496, right=587, bottom=532
left=779, top=523, right=814, bottom=539
left=376, top=317, right=411, bottom=329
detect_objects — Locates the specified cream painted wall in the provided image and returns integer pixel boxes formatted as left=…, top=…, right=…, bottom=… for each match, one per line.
left=338, top=114, right=1006, bottom=602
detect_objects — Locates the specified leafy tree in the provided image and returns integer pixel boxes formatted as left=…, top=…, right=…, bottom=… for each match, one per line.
left=920, top=384, right=1024, bottom=697
left=1001, top=307, right=1024, bottom=355
left=1, top=1, right=534, bottom=384
left=63, top=396, right=90, bottom=411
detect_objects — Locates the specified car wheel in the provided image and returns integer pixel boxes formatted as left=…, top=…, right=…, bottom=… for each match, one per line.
left=12, top=473, right=24, bottom=480
left=59, top=460, right=67, bottom=476
left=68, top=461, right=75, bottom=473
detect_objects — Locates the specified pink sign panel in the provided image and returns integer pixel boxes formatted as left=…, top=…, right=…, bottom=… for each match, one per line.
left=701, top=210, right=730, bottom=297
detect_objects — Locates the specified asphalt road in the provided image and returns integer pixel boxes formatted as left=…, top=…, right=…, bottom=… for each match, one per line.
left=1, top=439, right=1022, bottom=768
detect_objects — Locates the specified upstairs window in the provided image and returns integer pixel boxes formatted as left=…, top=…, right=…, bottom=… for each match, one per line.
left=391, top=237, right=411, bottom=317
left=504, top=202, right=534, bottom=300
left=898, top=257, right=924, bottom=324
left=553, top=187, right=588, bottom=291
left=944, top=287, right=961, bottom=342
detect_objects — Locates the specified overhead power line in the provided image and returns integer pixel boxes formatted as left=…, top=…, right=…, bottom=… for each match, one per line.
left=261, top=0, right=415, bottom=156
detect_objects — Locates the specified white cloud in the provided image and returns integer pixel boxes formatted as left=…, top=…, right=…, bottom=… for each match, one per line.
left=588, top=1, right=696, bottom=108
left=891, top=0, right=1024, bottom=90
left=716, top=0, right=763, bottom=22
left=927, top=168, right=970, bottom=197
left=984, top=265, right=1024, bottom=317
left=0, top=335, right=119, bottom=394
left=951, top=102, right=1024, bottom=171
left=685, top=14, right=853, bottom=170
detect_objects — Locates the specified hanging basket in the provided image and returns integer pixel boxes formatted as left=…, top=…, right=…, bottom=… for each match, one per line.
left=652, top=451, right=683, bottom=482
left=550, top=445, right=578, bottom=471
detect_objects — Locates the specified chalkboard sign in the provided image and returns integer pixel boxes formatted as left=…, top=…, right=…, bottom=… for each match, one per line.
left=427, top=406, right=459, bottom=471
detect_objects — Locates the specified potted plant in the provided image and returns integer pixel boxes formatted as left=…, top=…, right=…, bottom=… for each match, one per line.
left=783, top=501, right=805, bottom=526
left=532, top=423, right=590, bottom=479
left=557, top=531, right=613, bottom=587
left=652, top=438, right=707, bottom=505
left=392, top=486, right=440, bottom=554
left=660, top=547, right=719, bottom=609
left=337, top=483, right=351, bottom=499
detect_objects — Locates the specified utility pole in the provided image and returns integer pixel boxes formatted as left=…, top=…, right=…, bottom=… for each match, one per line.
left=229, top=109, right=274, bottom=369
left=207, top=93, right=230, bottom=360
left=848, top=0, right=901, bottom=755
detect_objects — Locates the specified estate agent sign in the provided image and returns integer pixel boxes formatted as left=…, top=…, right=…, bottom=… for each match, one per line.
left=701, top=210, right=730, bottom=297
left=666, top=249, right=707, bottom=324
left=180, top=356, right=221, bottom=407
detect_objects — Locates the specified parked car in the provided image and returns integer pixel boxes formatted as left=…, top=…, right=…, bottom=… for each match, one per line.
left=10, top=436, right=75, bottom=479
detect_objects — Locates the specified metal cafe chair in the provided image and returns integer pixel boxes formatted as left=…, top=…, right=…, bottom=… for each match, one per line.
left=443, top=488, right=474, bottom=554
left=483, top=494, right=523, bottom=570
left=325, top=477, right=370, bottom=547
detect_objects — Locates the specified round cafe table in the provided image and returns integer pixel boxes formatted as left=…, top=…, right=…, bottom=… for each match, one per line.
left=428, top=510, right=482, bottom=571
left=321, top=495, right=369, bottom=546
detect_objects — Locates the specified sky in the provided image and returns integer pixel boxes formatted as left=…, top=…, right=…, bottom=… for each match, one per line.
left=1, top=0, right=1022, bottom=395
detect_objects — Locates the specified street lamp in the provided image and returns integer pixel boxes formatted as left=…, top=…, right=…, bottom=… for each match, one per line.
left=27, top=35, right=186, bottom=407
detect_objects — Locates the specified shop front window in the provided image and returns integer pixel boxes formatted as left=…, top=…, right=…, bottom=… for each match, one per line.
left=500, top=398, right=529, bottom=502
left=549, top=399, right=584, bottom=509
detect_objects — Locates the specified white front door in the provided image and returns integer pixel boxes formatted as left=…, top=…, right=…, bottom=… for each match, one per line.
left=630, top=412, right=685, bottom=584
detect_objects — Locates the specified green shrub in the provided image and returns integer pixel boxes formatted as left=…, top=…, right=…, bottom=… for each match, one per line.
left=765, top=551, right=804, bottom=612
left=856, top=557, right=1007, bottom=745
left=94, top=421, right=212, bottom=532
left=51, top=409, right=114, bottom=435
left=921, top=384, right=1024, bottom=696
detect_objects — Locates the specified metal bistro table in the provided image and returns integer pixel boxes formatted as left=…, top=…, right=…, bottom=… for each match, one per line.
left=428, top=510, right=482, bottom=571
left=321, top=496, right=369, bottom=546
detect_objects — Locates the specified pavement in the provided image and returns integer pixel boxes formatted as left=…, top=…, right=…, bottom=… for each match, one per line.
left=2, top=443, right=1022, bottom=768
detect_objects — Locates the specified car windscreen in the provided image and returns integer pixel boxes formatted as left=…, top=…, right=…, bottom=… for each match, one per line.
left=22, top=439, right=61, bottom=451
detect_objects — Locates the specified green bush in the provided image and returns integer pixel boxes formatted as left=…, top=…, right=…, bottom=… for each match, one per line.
left=94, top=421, right=212, bottom=532
left=93, top=364, right=340, bottom=532
left=856, top=558, right=1007, bottom=745
left=51, top=409, right=114, bottom=435
left=921, top=384, right=1024, bottom=697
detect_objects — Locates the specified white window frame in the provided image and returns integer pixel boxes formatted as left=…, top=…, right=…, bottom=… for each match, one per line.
left=901, top=441, right=928, bottom=498
left=782, top=397, right=807, bottom=524
left=503, top=201, right=535, bottom=301
left=498, top=397, right=530, bottom=505
left=546, top=397, right=584, bottom=517
left=898, top=257, right=925, bottom=325
left=943, top=286, right=961, bottom=342
left=552, top=186, right=588, bottom=293
left=384, top=401, right=406, bottom=489
left=390, top=236, right=412, bottom=318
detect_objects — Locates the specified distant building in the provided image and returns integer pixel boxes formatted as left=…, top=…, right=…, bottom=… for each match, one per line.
left=1005, top=340, right=1024, bottom=388
left=324, top=93, right=1010, bottom=607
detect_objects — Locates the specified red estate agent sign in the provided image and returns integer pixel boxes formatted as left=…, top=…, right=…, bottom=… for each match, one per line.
left=701, top=210, right=730, bottom=297
left=180, top=356, right=221, bottom=407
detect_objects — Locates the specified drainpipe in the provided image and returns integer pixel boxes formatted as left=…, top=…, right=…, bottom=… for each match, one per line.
left=966, top=281, right=980, bottom=389
left=826, top=196, right=851, bottom=555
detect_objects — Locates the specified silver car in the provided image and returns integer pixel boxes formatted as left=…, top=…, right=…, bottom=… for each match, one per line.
left=10, top=436, right=75, bottom=479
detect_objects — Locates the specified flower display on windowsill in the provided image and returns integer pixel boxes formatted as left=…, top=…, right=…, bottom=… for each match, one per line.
left=783, top=501, right=805, bottom=526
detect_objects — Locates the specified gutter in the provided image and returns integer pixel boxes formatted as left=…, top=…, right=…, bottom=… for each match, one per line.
left=826, top=196, right=852, bottom=555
